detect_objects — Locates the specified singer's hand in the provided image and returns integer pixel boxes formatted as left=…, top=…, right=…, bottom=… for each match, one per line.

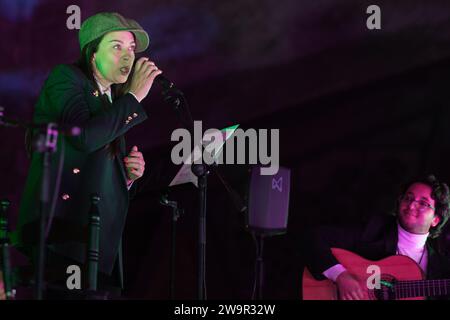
left=124, top=146, right=146, bottom=186
left=128, top=57, right=162, bottom=102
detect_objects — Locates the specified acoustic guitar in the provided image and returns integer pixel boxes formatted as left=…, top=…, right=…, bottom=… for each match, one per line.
left=302, top=248, right=450, bottom=300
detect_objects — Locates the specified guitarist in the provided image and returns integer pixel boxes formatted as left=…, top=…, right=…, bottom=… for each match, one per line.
left=303, top=174, right=450, bottom=300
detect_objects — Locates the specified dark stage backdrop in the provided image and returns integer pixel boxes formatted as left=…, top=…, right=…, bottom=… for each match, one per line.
left=1, top=0, right=450, bottom=299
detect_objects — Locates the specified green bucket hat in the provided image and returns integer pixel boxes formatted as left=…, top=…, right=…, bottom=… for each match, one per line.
left=79, top=12, right=149, bottom=53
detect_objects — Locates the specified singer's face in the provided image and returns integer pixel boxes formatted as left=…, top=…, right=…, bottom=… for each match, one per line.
left=92, top=31, right=136, bottom=86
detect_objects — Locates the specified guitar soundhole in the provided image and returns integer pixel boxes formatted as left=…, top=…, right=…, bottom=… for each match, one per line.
left=371, top=274, right=397, bottom=300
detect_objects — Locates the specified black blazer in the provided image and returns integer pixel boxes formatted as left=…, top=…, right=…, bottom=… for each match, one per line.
left=14, top=64, right=147, bottom=281
left=303, top=214, right=450, bottom=283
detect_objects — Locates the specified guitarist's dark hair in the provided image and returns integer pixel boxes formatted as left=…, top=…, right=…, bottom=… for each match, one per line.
left=396, top=174, right=450, bottom=239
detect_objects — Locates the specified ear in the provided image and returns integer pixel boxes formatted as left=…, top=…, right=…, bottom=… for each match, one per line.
left=91, top=54, right=99, bottom=72
left=431, top=215, right=441, bottom=228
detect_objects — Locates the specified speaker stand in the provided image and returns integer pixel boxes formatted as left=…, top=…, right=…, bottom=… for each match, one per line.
left=252, top=232, right=266, bottom=300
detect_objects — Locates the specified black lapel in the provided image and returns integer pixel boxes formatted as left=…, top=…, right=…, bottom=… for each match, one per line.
left=109, top=88, right=127, bottom=189
left=425, top=241, right=447, bottom=280
left=86, top=81, right=105, bottom=115
left=116, top=136, right=129, bottom=190
left=384, top=219, right=398, bottom=255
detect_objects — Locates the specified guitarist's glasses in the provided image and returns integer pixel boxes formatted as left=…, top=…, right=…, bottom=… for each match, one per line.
left=400, top=194, right=435, bottom=212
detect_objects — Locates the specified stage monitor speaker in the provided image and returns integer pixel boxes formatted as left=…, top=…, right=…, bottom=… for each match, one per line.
left=246, top=166, right=291, bottom=235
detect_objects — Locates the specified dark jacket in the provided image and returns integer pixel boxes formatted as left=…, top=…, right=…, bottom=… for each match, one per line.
left=14, top=64, right=147, bottom=282
left=304, top=214, right=450, bottom=286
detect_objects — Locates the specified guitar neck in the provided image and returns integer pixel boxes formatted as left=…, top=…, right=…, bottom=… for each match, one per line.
left=395, top=279, right=450, bottom=299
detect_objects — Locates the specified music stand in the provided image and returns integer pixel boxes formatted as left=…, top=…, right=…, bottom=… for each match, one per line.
left=169, top=124, right=239, bottom=187
left=167, top=124, right=239, bottom=299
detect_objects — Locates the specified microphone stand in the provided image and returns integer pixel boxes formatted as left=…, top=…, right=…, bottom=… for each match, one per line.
left=191, top=163, right=208, bottom=300
left=159, top=84, right=246, bottom=300
left=160, top=195, right=183, bottom=299
left=0, top=106, right=79, bottom=300
left=0, top=199, right=15, bottom=299
left=35, top=123, right=58, bottom=300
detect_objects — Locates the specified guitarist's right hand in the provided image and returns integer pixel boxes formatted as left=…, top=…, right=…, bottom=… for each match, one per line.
left=336, top=271, right=366, bottom=300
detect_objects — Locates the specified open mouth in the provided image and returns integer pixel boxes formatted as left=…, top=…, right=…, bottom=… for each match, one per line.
left=120, top=66, right=130, bottom=75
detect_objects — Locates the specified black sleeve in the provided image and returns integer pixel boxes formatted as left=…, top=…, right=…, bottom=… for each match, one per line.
left=302, top=223, right=364, bottom=280
left=45, top=64, right=148, bottom=152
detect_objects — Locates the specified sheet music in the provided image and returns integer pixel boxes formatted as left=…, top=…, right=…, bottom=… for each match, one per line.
left=169, top=124, right=239, bottom=187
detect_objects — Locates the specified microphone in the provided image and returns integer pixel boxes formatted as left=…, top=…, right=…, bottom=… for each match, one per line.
left=0, top=106, right=80, bottom=136
left=160, top=195, right=178, bottom=208
left=155, top=75, right=175, bottom=90
left=155, top=75, right=183, bottom=96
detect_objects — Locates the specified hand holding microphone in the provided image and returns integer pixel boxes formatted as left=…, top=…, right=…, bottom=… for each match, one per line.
left=128, top=57, right=163, bottom=102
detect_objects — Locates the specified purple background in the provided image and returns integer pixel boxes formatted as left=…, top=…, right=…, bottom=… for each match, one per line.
left=1, top=0, right=450, bottom=299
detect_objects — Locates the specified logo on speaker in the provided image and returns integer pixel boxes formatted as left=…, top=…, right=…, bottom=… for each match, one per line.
left=272, top=177, right=283, bottom=192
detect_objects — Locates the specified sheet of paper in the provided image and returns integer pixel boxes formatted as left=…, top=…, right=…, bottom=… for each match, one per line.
left=169, top=124, right=239, bottom=187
